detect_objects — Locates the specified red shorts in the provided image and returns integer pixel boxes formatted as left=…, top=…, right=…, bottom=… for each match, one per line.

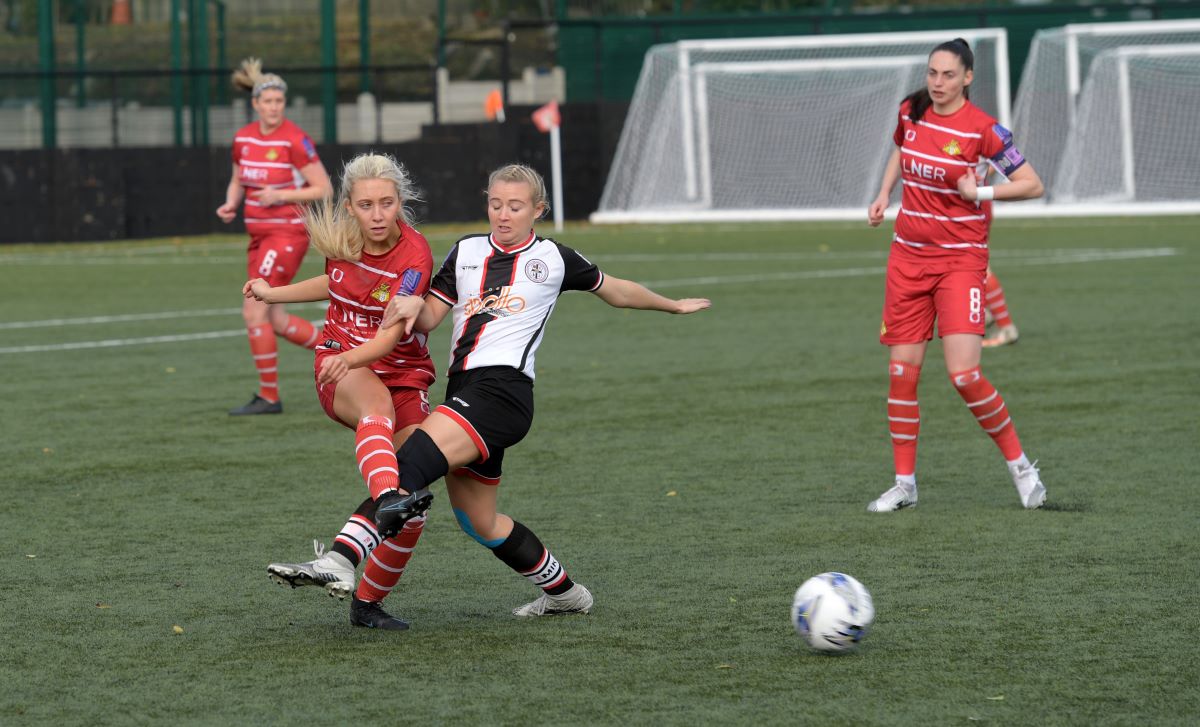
left=315, top=356, right=431, bottom=430
left=247, top=229, right=309, bottom=287
left=880, top=258, right=986, bottom=345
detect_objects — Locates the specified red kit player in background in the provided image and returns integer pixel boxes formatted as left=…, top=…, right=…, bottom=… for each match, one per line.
left=217, top=58, right=332, bottom=415
left=245, top=154, right=437, bottom=630
left=866, top=38, right=1048, bottom=511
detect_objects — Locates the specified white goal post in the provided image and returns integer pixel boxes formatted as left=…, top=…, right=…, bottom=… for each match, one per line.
left=1012, top=18, right=1200, bottom=203
left=1050, top=44, right=1200, bottom=210
left=593, top=28, right=1011, bottom=224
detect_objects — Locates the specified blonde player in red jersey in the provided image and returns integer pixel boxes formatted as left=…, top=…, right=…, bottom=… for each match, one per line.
left=866, top=38, right=1048, bottom=511
left=217, top=58, right=332, bottom=415
left=245, top=154, right=436, bottom=630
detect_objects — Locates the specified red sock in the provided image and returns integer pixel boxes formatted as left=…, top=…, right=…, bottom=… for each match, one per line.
left=356, top=515, right=425, bottom=602
left=357, top=416, right=399, bottom=499
left=280, top=315, right=319, bottom=349
left=950, top=366, right=1023, bottom=460
left=888, top=361, right=921, bottom=477
left=246, top=324, right=279, bottom=402
left=985, top=272, right=1014, bottom=328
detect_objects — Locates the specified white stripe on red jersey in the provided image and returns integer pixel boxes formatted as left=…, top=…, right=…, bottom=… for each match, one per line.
left=321, top=223, right=436, bottom=391
left=890, top=100, right=1023, bottom=270
left=231, top=118, right=320, bottom=231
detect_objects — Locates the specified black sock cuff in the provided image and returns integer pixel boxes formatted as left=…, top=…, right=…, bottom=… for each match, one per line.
left=491, top=521, right=540, bottom=570
left=397, top=429, right=449, bottom=493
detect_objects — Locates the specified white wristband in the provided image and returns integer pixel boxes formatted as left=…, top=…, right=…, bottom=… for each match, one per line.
left=976, top=186, right=995, bottom=201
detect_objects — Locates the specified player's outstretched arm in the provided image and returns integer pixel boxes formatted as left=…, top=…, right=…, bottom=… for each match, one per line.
left=593, top=275, right=710, bottom=314
left=381, top=294, right=451, bottom=335
left=243, top=274, right=330, bottom=304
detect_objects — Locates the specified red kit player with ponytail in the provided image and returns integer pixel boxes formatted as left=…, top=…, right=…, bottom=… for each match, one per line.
left=218, top=58, right=332, bottom=415
left=248, top=154, right=437, bottom=631
left=866, top=38, right=1048, bottom=511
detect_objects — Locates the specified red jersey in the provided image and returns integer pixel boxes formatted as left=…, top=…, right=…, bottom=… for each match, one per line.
left=322, top=224, right=436, bottom=390
left=231, top=119, right=320, bottom=234
left=891, top=99, right=1025, bottom=271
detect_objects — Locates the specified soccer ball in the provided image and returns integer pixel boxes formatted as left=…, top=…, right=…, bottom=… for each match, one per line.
left=791, top=572, right=874, bottom=653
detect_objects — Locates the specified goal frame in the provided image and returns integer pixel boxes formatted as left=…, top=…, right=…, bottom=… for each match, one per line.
left=593, top=28, right=1011, bottom=224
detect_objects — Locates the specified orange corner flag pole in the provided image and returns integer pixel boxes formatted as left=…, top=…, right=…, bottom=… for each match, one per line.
left=485, top=89, right=505, bottom=123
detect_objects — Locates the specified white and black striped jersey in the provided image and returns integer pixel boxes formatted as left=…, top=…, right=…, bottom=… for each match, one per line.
left=429, top=231, right=604, bottom=380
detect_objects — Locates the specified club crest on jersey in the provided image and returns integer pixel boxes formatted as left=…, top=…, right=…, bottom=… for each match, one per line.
left=464, top=286, right=525, bottom=318
left=525, top=259, right=548, bottom=283
left=942, top=139, right=962, bottom=156
left=265, top=148, right=280, bottom=161
left=369, top=282, right=391, bottom=303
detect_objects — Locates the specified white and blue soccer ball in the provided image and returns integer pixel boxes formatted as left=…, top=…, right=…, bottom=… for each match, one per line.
left=791, top=572, right=874, bottom=653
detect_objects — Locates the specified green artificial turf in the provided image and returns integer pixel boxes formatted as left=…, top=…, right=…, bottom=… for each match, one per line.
left=1, top=218, right=1197, bottom=725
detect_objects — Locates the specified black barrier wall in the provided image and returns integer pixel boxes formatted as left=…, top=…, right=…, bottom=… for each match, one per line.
left=0, top=104, right=629, bottom=244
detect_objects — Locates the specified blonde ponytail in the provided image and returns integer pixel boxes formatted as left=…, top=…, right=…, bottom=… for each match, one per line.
left=232, top=57, right=287, bottom=97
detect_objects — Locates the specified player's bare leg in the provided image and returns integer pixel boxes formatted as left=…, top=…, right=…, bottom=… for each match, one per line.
left=446, top=472, right=592, bottom=617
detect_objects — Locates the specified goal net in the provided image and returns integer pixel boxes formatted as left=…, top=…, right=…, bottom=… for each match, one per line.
left=592, top=29, right=1012, bottom=223
left=1053, top=44, right=1200, bottom=206
left=1011, top=19, right=1200, bottom=203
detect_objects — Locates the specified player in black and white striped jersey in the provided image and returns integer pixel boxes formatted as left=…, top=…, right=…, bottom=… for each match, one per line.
left=373, top=163, right=710, bottom=618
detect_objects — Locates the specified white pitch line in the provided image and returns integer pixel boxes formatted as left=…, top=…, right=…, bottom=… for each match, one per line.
left=0, top=247, right=1178, bottom=355
left=0, top=302, right=325, bottom=330
left=0, top=256, right=248, bottom=266
left=0, top=321, right=325, bottom=355
left=644, top=247, right=1178, bottom=289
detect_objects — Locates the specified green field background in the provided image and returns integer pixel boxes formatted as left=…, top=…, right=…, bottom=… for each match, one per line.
left=1, top=218, right=1197, bottom=725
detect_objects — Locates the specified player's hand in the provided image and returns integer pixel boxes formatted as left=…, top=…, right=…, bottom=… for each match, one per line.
left=256, top=188, right=284, bottom=206
left=867, top=195, right=888, bottom=227
left=243, top=278, right=273, bottom=302
left=381, top=295, right=423, bottom=335
left=317, top=354, right=350, bottom=385
left=216, top=203, right=237, bottom=223
left=673, top=298, right=711, bottom=314
left=956, top=170, right=979, bottom=201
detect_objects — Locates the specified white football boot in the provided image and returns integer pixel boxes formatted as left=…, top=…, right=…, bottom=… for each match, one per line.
left=512, top=583, right=594, bottom=617
left=983, top=324, right=1019, bottom=348
left=867, top=478, right=918, bottom=512
left=1009, top=460, right=1047, bottom=509
left=267, top=540, right=356, bottom=600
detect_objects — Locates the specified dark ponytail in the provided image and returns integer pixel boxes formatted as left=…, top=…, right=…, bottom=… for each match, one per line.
left=903, top=37, right=975, bottom=123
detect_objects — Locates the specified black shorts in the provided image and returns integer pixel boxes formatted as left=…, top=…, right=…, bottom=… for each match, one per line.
left=436, top=366, right=534, bottom=485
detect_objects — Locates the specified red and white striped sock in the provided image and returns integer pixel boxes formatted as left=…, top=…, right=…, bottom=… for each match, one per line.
left=355, top=515, right=426, bottom=602
left=985, top=272, right=1014, bottom=328
left=888, top=360, right=921, bottom=479
left=356, top=416, right=399, bottom=499
left=246, top=324, right=279, bottom=402
left=281, top=315, right=319, bottom=349
left=950, top=366, right=1023, bottom=461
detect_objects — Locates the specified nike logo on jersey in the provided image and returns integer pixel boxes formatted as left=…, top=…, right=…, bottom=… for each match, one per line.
left=452, top=397, right=470, bottom=408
